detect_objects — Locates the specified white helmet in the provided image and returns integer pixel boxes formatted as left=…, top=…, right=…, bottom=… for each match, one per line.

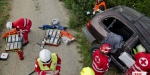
left=39, top=49, right=51, bottom=64
left=136, top=44, right=146, bottom=53
left=6, top=22, right=12, bottom=29
left=52, top=19, right=59, bottom=25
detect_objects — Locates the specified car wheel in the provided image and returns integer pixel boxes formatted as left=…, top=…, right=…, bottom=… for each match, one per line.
left=90, top=44, right=101, bottom=58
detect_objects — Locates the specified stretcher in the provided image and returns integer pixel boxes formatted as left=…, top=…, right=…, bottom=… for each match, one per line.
left=5, top=34, right=23, bottom=52
left=43, top=29, right=61, bottom=46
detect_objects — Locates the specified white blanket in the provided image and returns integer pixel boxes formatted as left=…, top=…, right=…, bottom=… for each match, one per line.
left=118, top=52, right=135, bottom=68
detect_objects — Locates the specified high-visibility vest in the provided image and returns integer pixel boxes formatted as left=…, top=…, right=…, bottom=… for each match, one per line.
left=37, top=53, right=57, bottom=71
left=94, top=1, right=106, bottom=12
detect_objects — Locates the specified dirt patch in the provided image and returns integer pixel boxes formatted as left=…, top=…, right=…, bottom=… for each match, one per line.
left=0, top=0, right=82, bottom=75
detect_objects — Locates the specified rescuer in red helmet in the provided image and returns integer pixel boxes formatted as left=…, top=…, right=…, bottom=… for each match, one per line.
left=92, top=43, right=111, bottom=75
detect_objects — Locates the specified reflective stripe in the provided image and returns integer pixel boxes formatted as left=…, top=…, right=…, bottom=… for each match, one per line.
left=131, top=65, right=137, bottom=71
left=131, top=64, right=143, bottom=72
left=24, top=18, right=29, bottom=27
left=105, top=63, right=109, bottom=71
left=92, top=61, right=104, bottom=73
left=40, top=71, right=43, bottom=75
left=27, top=19, right=29, bottom=25
left=24, top=18, right=26, bottom=27
left=35, top=64, right=37, bottom=68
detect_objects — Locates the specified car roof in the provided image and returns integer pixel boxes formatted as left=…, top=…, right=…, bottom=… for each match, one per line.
left=111, top=5, right=150, bottom=45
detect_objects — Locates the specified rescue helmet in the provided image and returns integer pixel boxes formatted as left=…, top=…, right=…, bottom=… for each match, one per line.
left=136, top=44, right=146, bottom=53
left=51, top=18, right=59, bottom=25
left=99, top=43, right=111, bottom=54
left=39, top=49, right=51, bottom=64
left=6, top=22, right=12, bottom=29
left=80, top=67, right=95, bottom=75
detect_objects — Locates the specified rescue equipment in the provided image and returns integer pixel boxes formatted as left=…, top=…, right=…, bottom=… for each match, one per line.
left=61, top=36, right=71, bottom=45
left=2, top=28, right=17, bottom=38
left=52, top=18, right=59, bottom=25
left=5, top=34, right=23, bottom=52
left=39, top=24, right=56, bottom=30
left=118, top=52, right=135, bottom=68
left=0, top=53, right=9, bottom=60
left=17, top=50, right=24, bottom=60
left=43, top=29, right=61, bottom=46
left=39, top=24, right=67, bottom=30
left=61, top=30, right=75, bottom=45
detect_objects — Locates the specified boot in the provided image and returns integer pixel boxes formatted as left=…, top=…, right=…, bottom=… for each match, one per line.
left=22, top=41, right=29, bottom=46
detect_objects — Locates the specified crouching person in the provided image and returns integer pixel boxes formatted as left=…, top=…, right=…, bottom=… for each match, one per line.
left=92, top=44, right=111, bottom=75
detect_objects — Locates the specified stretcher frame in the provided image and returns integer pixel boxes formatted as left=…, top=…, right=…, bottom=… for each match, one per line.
left=5, top=34, right=23, bottom=52
left=44, top=29, right=61, bottom=46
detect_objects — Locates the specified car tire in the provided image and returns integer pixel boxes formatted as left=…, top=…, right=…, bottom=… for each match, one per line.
left=90, top=44, right=101, bottom=58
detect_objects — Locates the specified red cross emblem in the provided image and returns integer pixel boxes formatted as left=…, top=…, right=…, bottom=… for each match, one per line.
left=95, top=56, right=100, bottom=64
left=139, top=57, right=148, bottom=67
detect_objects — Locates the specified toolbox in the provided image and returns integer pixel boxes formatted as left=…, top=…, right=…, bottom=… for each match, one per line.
left=44, top=29, right=61, bottom=46
left=5, top=34, right=23, bottom=52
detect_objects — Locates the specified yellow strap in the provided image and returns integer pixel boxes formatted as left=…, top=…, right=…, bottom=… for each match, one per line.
left=133, top=48, right=137, bottom=54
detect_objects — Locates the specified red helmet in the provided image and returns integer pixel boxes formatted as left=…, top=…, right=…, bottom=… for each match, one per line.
left=99, top=44, right=111, bottom=54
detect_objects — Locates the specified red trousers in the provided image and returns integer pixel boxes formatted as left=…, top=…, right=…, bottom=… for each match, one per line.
left=23, top=20, right=32, bottom=42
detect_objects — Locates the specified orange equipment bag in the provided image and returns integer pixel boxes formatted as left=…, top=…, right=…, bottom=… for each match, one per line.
left=61, top=30, right=75, bottom=41
left=2, top=28, right=17, bottom=38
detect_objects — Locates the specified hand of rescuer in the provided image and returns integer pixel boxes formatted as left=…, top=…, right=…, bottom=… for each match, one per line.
left=45, top=70, right=55, bottom=75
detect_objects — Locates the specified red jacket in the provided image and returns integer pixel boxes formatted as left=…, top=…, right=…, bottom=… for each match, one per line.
left=35, top=54, right=61, bottom=75
left=92, top=50, right=110, bottom=75
left=124, top=52, right=150, bottom=75
left=12, top=18, right=31, bottom=32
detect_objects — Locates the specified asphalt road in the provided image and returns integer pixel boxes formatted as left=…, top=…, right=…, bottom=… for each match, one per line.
left=0, top=0, right=82, bottom=75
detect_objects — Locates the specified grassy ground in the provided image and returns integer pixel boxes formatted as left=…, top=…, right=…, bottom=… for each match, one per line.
left=0, top=0, right=11, bottom=31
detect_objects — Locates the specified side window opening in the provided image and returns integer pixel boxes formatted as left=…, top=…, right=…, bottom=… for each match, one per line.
left=130, top=39, right=147, bottom=57
left=102, top=17, right=134, bottom=41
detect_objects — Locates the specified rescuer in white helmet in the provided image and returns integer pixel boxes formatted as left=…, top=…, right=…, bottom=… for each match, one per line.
left=35, top=49, right=61, bottom=75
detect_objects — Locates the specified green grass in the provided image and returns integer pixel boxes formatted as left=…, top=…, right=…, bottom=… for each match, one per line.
left=0, top=0, right=10, bottom=31
left=75, top=32, right=92, bottom=67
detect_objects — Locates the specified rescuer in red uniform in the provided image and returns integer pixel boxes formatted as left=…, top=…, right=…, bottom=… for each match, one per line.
left=92, top=44, right=111, bottom=75
left=124, top=44, right=150, bottom=75
left=86, top=0, right=106, bottom=15
left=35, top=49, right=61, bottom=75
left=6, top=18, right=32, bottom=46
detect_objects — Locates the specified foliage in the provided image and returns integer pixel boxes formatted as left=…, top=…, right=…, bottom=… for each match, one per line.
left=0, top=0, right=10, bottom=31
left=75, top=33, right=92, bottom=67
